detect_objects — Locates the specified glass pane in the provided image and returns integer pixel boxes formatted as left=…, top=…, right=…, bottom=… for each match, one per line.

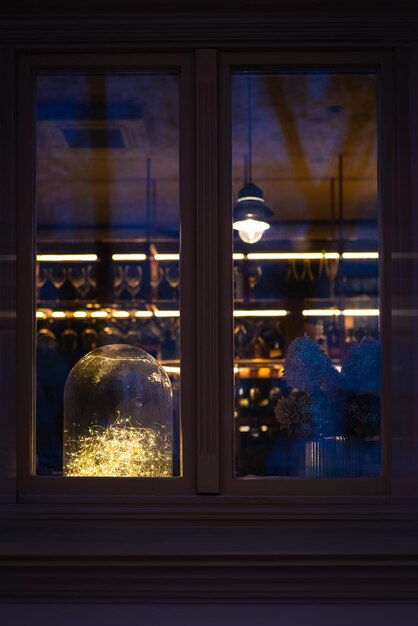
left=35, top=73, right=181, bottom=477
left=232, top=72, right=380, bottom=478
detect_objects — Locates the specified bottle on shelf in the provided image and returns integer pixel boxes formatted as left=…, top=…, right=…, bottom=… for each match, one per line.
left=234, top=321, right=249, bottom=359
left=344, top=327, right=358, bottom=353
left=314, top=319, right=327, bottom=354
left=326, top=316, right=340, bottom=360
left=267, top=320, right=285, bottom=359
left=248, top=324, right=267, bottom=359
left=268, top=368, right=283, bottom=408
left=247, top=370, right=263, bottom=408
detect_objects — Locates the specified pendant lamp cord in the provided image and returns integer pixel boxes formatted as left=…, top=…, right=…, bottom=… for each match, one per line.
left=247, top=75, right=253, bottom=183
left=338, top=153, right=344, bottom=254
left=146, top=157, right=152, bottom=244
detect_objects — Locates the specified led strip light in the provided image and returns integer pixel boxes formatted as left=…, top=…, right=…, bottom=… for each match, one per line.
left=302, top=309, right=379, bottom=317
left=37, top=308, right=379, bottom=319
left=36, top=252, right=379, bottom=263
left=37, top=254, right=98, bottom=262
left=234, top=309, right=288, bottom=317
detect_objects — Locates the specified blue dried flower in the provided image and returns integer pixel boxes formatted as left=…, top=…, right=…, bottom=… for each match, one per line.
left=275, top=390, right=312, bottom=438
left=284, top=336, right=333, bottom=393
left=342, top=337, right=380, bottom=393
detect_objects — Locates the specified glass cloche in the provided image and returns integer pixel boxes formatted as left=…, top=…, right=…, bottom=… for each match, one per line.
left=63, top=344, right=174, bottom=477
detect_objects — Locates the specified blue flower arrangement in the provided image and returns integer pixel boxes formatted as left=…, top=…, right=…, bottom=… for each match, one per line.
left=275, top=335, right=381, bottom=439
left=282, top=336, right=333, bottom=393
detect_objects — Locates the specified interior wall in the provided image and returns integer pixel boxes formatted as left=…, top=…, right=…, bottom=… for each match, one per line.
left=1, top=604, right=418, bottom=626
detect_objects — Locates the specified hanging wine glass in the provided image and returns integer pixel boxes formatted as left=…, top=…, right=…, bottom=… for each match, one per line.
left=36, top=265, right=49, bottom=290
left=113, top=265, right=124, bottom=298
left=299, top=259, right=314, bottom=282
left=36, top=264, right=49, bottom=301
left=299, top=258, right=315, bottom=298
left=150, top=264, right=165, bottom=295
left=315, top=254, right=329, bottom=298
left=165, top=263, right=180, bottom=300
left=326, top=257, right=340, bottom=300
left=124, top=264, right=143, bottom=300
left=49, top=267, right=68, bottom=295
left=286, top=259, right=299, bottom=282
left=86, top=265, right=96, bottom=291
left=68, top=267, right=90, bottom=299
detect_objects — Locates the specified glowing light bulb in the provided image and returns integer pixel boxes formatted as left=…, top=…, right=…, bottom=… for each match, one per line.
left=233, top=219, right=270, bottom=244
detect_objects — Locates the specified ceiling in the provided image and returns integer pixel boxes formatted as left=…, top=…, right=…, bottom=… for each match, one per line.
left=36, top=72, right=378, bottom=244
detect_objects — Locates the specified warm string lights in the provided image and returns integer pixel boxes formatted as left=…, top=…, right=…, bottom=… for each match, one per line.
left=64, top=415, right=172, bottom=478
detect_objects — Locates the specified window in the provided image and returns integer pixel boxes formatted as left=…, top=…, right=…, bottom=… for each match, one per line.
left=35, top=72, right=182, bottom=479
left=231, top=71, right=380, bottom=480
left=15, top=50, right=393, bottom=501
left=217, top=53, right=392, bottom=498
left=17, top=54, right=195, bottom=497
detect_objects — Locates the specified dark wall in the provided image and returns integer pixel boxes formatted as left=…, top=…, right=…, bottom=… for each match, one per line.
left=3, top=604, right=418, bottom=626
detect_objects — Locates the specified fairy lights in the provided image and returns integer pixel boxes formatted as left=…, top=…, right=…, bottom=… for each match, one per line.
left=64, top=416, right=172, bottom=478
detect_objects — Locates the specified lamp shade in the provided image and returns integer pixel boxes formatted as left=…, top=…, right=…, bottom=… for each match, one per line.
left=233, top=183, right=274, bottom=244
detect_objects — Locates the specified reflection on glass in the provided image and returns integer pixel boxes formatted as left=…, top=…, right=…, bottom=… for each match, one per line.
left=35, top=73, right=181, bottom=476
left=233, top=73, right=380, bottom=478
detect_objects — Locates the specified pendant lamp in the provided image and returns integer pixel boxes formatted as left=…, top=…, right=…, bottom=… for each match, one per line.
left=233, top=77, right=273, bottom=244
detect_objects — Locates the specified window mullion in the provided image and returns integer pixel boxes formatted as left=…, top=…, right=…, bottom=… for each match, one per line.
left=195, top=49, right=220, bottom=494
